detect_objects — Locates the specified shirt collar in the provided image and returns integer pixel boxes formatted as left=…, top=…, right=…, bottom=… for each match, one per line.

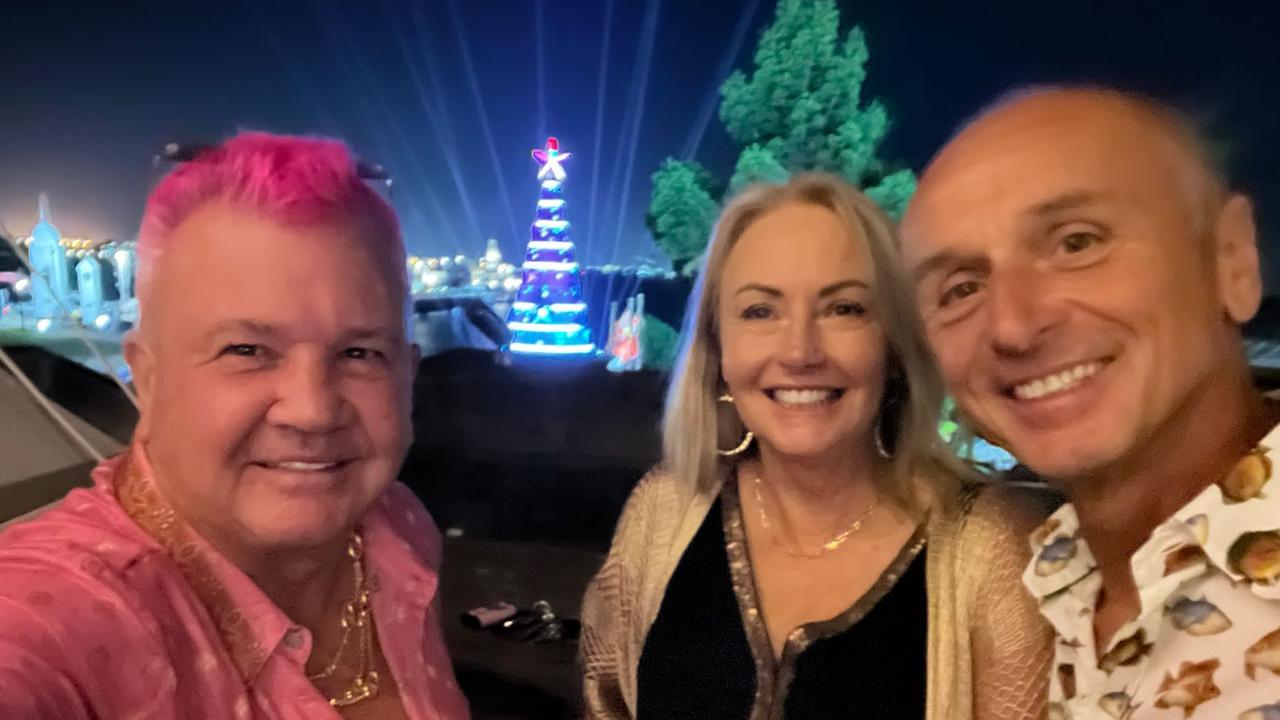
left=111, top=446, right=289, bottom=682
left=1022, top=419, right=1280, bottom=604
left=108, top=444, right=439, bottom=685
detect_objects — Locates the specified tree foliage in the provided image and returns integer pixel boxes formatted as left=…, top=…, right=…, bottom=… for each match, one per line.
left=646, top=159, right=720, bottom=271
left=647, top=0, right=916, bottom=267
left=729, top=144, right=790, bottom=195
left=641, top=315, right=680, bottom=372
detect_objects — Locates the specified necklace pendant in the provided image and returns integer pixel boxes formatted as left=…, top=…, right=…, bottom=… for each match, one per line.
left=330, top=671, right=380, bottom=707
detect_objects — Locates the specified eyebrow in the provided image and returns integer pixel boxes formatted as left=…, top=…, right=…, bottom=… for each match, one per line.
left=204, top=319, right=280, bottom=341
left=911, top=250, right=988, bottom=286
left=734, top=279, right=869, bottom=298
left=909, top=191, right=1112, bottom=286
left=1028, top=190, right=1110, bottom=217
left=338, top=325, right=403, bottom=344
left=203, top=321, right=400, bottom=344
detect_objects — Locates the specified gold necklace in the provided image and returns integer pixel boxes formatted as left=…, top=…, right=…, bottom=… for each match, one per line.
left=307, top=532, right=380, bottom=707
left=752, top=475, right=880, bottom=560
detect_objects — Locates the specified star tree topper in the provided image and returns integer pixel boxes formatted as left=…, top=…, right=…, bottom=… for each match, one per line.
left=532, top=137, right=572, bottom=181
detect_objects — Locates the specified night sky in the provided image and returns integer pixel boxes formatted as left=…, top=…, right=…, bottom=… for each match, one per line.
left=3, top=1, right=1278, bottom=284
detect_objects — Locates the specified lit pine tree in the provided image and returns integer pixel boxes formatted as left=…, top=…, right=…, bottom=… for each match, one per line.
left=506, top=137, right=596, bottom=356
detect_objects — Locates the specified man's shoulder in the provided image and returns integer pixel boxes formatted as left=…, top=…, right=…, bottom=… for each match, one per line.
left=0, top=490, right=174, bottom=719
left=0, top=485, right=159, bottom=600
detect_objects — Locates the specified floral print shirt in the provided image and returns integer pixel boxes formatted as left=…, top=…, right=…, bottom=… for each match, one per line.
left=1024, top=426, right=1280, bottom=720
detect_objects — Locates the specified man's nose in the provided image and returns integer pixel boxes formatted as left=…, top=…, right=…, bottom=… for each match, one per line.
left=268, top=353, right=349, bottom=434
left=986, top=268, right=1065, bottom=357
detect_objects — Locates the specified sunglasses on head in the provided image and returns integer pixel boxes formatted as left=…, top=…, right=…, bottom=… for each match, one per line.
left=153, top=142, right=394, bottom=194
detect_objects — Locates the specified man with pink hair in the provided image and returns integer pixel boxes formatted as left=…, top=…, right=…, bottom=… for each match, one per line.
left=0, top=132, right=470, bottom=719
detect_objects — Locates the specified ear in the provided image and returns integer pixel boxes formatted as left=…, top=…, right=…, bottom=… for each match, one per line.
left=1215, top=194, right=1263, bottom=324
left=123, top=328, right=156, bottom=440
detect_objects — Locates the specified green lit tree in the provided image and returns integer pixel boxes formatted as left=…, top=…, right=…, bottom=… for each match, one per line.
left=640, top=315, right=680, bottom=372
left=645, top=159, right=721, bottom=274
left=648, top=0, right=914, bottom=267
left=729, top=144, right=790, bottom=195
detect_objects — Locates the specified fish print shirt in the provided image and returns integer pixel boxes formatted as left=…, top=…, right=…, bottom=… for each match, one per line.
left=1024, top=426, right=1280, bottom=720
left=0, top=447, right=471, bottom=720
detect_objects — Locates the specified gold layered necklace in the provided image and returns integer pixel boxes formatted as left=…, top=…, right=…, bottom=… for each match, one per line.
left=752, top=475, right=880, bottom=560
left=307, top=532, right=380, bottom=707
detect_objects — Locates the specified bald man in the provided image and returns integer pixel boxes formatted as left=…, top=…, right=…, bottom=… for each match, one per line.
left=901, top=87, right=1280, bottom=719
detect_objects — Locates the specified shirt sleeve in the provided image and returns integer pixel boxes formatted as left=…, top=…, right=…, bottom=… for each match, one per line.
left=966, top=486, right=1057, bottom=720
left=0, top=551, right=169, bottom=720
left=0, top=639, right=93, bottom=720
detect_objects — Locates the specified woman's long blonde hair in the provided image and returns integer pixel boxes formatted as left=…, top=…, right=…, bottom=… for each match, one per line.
left=662, top=172, right=971, bottom=515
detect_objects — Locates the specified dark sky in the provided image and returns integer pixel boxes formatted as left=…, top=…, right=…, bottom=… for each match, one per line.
left=3, top=1, right=1278, bottom=284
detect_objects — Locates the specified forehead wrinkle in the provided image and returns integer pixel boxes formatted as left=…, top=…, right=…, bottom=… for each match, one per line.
left=918, top=88, right=1224, bottom=238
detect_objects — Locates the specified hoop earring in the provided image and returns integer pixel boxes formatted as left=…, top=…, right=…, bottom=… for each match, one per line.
left=717, top=394, right=754, bottom=457
left=874, top=415, right=893, bottom=460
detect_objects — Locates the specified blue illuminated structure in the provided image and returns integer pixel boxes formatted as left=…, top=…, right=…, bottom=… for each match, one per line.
left=28, top=193, right=72, bottom=320
left=506, top=137, right=596, bottom=356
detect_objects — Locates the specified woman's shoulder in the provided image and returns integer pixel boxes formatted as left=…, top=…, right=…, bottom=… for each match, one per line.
left=964, top=479, right=1064, bottom=534
left=623, top=464, right=714, bottom=516
left=936, top=479, right=1064, bottom=572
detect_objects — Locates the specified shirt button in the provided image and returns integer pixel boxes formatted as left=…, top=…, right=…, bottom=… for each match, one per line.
left=283, top=627, right=305, bottom=650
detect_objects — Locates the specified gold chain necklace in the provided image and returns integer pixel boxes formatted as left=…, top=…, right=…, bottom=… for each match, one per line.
left=752, top=475, right=880, bottom=560
left=307, top=532, right=380, bottom=707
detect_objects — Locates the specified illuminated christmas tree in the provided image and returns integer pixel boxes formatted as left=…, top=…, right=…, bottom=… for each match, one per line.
left=506, top=137, right=596, bottom=356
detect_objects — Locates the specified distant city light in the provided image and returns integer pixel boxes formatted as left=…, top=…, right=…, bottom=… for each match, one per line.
left=35, top=318, right=52, bottom=333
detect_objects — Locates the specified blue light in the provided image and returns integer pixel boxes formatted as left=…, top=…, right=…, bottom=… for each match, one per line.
left=528, top=240, right=573, bottom=251
left=509, top=342, right=597, bottom=355
left=523, top=260, right=579, bottom=271
left=508, top=321, right=584, bottom=333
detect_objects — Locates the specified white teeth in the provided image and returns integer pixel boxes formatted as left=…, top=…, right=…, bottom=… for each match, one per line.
left=1013, top=362, right=1102, bottom=400
left=773, top=388, right=836, bottom=406
left=270, top=461, right=338, bottom=471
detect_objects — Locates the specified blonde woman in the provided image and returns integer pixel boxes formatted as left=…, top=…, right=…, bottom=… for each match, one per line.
left=580, top=174, right=1055, bottom=720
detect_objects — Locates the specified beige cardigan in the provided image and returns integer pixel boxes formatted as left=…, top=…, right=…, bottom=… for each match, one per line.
left=579, top=470, right=1058, bottom=720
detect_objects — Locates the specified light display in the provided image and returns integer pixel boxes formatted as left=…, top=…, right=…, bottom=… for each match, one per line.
left=27, top=193, right=72, bottom=319
left=1, top=194, right=138, bottom=335
left=606, top=293, right=645, bottom=372
left=506, top=137, right=596, bottom=356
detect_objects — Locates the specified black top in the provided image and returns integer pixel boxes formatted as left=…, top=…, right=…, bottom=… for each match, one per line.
left=636, top=496, right=927, bottom=720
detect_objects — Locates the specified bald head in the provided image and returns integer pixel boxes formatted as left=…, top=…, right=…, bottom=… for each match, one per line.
left=916, top=87, right=1226, bottom=238
left=898, top=86, right=1261, bottom=480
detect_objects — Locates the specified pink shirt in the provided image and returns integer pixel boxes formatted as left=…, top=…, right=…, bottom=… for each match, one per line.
left=0, top=448, right=470, bottom=719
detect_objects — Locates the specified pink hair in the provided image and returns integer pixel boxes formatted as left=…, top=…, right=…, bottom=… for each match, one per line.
left=137, top=131, right=404, bottom=293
